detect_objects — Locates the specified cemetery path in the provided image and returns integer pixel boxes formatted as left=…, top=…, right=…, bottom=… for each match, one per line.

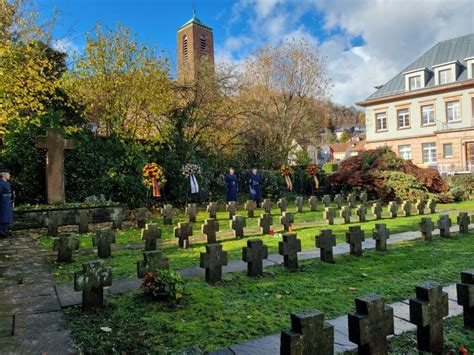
left=0, top=233, right=75, bottom=354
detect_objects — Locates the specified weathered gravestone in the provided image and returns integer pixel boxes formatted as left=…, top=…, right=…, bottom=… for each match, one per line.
left=458, top=212, right=471, bottom=234
left=428, top=199, right=436, bottom=213
left=242, top=239, right=268, bottom=277
left=278, top=233, right=301, bottom=270
left=322, top=195, right=331, bottom=208
left=457, top=270, right=474, bottom=328
left=372, top=202, right=383, bottom=220
left=280, top=310, right=334, bottom=355
left=207, top=202, right=218, bottom=219
left=359, top=192, right=368, bottom=205
left=348, top=294, right=394, bottom=355
left=323, top=208, right=334, bottom=225
left=373, top=224, right=389, bottom=252
left=141, top=223, right=161, bottom=251
left=347, top=193, right=356, bottom=208
left=357, top=204, right=367, bottom=222
left=53, top=233, right=80, bottom=263
left=226, top=201, right=237, bottom=219
left=186, top=203, right=198, bottom=223
left=280, top=212, right=294, bottom=232
left=92, top=228, right=116, bottom=259
left=137, top=250, right=169, bottom=278
left=262, top=199, right=273, bottom=214
left=244, top=200, right=257, bottom=218
left=174, top=222, right=193, bottom=248
left=295, top=197, right=304, bottom=213
left=35, top=128, right=74, bottom=204
left=136, top=207, right=151, bottom=228
left=415, top=200, right=426, bottom=215
left=76, top=209, right=92, bottom=234
left=346, top=226, right=365, bottom=256
left=110, top=207, right=123, bottom=229
left=278, top=198, right=288, bottom=214
left=45, top=211, right=62, bottom=237
left=202, top=218, right=219, bottom=244
left=231, top=215, right=246, bottom=239
left=437, top=214, right=452, bottom=238
left=74, top=260, right=112, bottom=312
left=258, top=213, right=273, bottom=235
left=200, top=244, right=228, bottom=285
left=316, top=229, right=336, bottom=264
left=160, top=205, right=173, bottom=225
left=340, top=206, right=351, bottom=224
left=388, top=201, right=398, bottom=218
left=401, top=201, right=412, bottom=217
left=409, top=282, right=448, bottom=353
left=334, top=194, right=343, bottom=209
left=308, top=196, right=317, bottom=212
left=419, top=217, right=434, bottom=241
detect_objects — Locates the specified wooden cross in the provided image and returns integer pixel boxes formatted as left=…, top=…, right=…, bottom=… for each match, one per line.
left=388, top=201, right=398, bottom=218
left=295, top=197, right=304, bottom=213
left=322, top=195, right=331, bottom=207
left=226, top=201, right=237, bottom=219
left=53, top=233, right=80, bottom=263
left=456, top=270, right=474, bottom=328
left=110, top=207, right=123, bottom=229
left=262, top=199, right=272, bottom=213
left=348, top=294, right=394, bottom=355
left=136, top=250, right=169, bottom=278
left=76, top=209, right=92, bottom=234
left=372, top=202, right=383, bottom=220
left=281, top=310, right=334, bottom=354
left=334, top=194, right=343, bottom=208
left=278, top=233, right=301, bottom=270
left=74, top=260, right=112, bottom=312
left=174, top=222, right=193, bottom=248
left=346, top=226, right=365, bottom=256
left=35, top=128, right=74, bottom=204
left=258, top=213, right=273, bottom=235
left=416, top=200, right=426, bottom=215
left=92, top=228, right=116, bottom=259
left=230, top=215, right=246, bottom=239
left=277, top=198, right=288, bottom=214
left=428, top=199, right=436, bottom=213
left=160, top=205, right=173, bottom=225
left=340, top=206, right=351, bottom=224
left=242, top=239, right=268, bottom=276
left=323, top=207, right=334, bottom=225
left=402, top=201, right=412, bottom=217
left=141, top=223, right=162, bottom=251
left=409, top=282, right=448, bottom=353
left=207, top=202, right=218, bottom=219
left=359, top=192, right=368, bottom=205
left=200, top=243, right=228, bottom=285
left=373, top=223, right=390, bottom=252
left=244, top=200, right=257, bottom=218
left=316, top=229, right=336, bottom=263
left=202, top=218, right=219, bottom=244
left=419, top=217, right=434, bottom=241
left=437, top=214, right=452, bottom=238
left=280, top=212, right=294, bottom=232
left=136, top=207, right=150, bottom=228
left=457, top=212, right=471, bottom=234
left=347, top=193, right=356, bottom=207
left=186, top=203, right=198, bottom=223
left=357, top=204, right=367, bottom=222
left=308, top=196, right=317, bottom=212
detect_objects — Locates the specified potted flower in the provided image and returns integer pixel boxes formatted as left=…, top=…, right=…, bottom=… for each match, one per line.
left=141, top=269, right=185, bottom=305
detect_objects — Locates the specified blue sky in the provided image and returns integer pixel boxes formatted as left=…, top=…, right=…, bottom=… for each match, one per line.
left=37, top=0, right=474, bottom=106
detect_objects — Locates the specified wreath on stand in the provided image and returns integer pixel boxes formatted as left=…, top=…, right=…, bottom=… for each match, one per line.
left=143, top=163, right=166, bottom=199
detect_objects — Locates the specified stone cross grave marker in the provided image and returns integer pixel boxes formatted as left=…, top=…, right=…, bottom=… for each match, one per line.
left=258, top=213, right=273, bottom=235
left=76, top=209, right=92, bottom=234
left=278, top=233, right=301, bottom=270
left=409, top=281, right=448, bottom=353
left=35, top=128, right=74, bottom=204
left=174, top=222, right=193, bottom=249
left=437, top=214, right=452, bottom=238
left=186, top=203, right=198, bottom=223
left=46, top=211, right=62, bottom=237
left=242, top=239, right=268, bottom=277
left=207, top=202, right=218, bottom=219
left=280, top=310, right=334, bottom=355
left=323, top=207, right=335, bottom=225
left=262, top=199, right=272, bottom=213
left=295, top=197, right=304, bottom=213
left=74, top=260, right=112, bottom=312
left=136, top=207, right=151, bottom=228
left=200, top=244, right=228, bottom=285
left=457, top=212, right=471, bottom=234
left=226, top=201, right=237, bottom=219
left=53, top=233, right=80, bottom=263
left=388, top=201, right=398, bottom=218
left=428, top=199, right=436, bottom=213
left=457, top=270, right=474, bottom=328
left=137, top=250, right=169, bottom=278
left=340, top=206, right=351, bottom=224
left=401, top=201, right=412, bottom=217
left=316, top=229, right=336, bottom=264
left=346, top=226, right=365, bottom=256
left=244, top=200, right=257, bottom=218
left=322, top=195, right=331, bottom=208
left=280, top=212, right=294, bottom=232
left=373, top=224, right=389, bottom=252
left=202, top=218, right=219, bottom=244
left=419, top=217, right=434, bottom=241
left=277, top=198, right=288, bottom=214
left=160, top=205, right=173, bottom=225
left=308, top=196, right=317, bottom=212
left=231, top=215, right=246, bottom=239
left=92, top=228, right=116, bottom=259
left=334, top=194, right=343, bottom=209
left=359, top=192, right=368, bottom=205
left=372, top=202, right=383, bottom=220
left=111, top=207, right=123, bottom=229
left=348, top=294, right=394, bottom=355
left=141, top=223, right=161, bottom=251
left=357, top=204, right=367, bottom=222
left=415, top=200, right=426, bottom=215
left=347, top=193, right=356, bottom=207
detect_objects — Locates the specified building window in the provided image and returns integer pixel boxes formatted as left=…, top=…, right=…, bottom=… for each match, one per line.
left=443, top=143, right=453, bottom=158
left=200, top=35, right=207, bottom=55
left=439, top=69, right=452, bottom=85
left=183, top=35, right=188, bottom=64
left=409, top=76, right=421, bottom=90
left=422, top=143, right=437, bottom=164
left=421, top=104, right=435, bottom=126
left=375, top=112, right=387, bottom=131
left=446, top=100, right=461, bottom=122
left=397, top=108, right=410, bottom=129
left=398, top=145, right=412, bottom=160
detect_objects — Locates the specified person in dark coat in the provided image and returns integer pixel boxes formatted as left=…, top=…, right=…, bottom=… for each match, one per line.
left=248, top=167, right=262, bottom=207
left=0, top=169, right=13, bottom=238
left=225, top=167, right=239, bottom=202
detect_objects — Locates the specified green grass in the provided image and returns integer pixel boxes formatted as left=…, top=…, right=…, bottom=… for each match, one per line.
left=66, top=232, right=474, bottom=353
left=43, top=201, right=474, bottom=284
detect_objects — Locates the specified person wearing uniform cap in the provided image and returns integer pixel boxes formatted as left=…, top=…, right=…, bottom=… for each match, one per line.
left=224, top=167, right=239, bottom=202
left=0, top=169, right=13, bottom=237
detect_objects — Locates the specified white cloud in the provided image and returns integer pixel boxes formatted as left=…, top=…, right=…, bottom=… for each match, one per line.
left=52, top=38, right=79, bottom=56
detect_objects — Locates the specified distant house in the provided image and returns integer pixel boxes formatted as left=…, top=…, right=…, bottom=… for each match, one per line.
left=347, top=135, right=366, bottom=157
left=328, top=142, right=350, bottom=162
left=288, top=139, right=319, bottom=165
left=334, top=123, right=366, bottom=139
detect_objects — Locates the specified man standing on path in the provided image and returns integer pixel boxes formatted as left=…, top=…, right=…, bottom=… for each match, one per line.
left=0, top=169, right=13, bottom=238
left=248, top=167, right=262, bottom=207
left=225, top=167, right=239, bottom=202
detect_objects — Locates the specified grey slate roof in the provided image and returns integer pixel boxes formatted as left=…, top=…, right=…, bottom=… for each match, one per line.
left=366, top=33, right=474, bottom=101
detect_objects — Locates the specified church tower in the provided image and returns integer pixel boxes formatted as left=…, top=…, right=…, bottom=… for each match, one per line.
left=177, top=11, right=214, bottom=82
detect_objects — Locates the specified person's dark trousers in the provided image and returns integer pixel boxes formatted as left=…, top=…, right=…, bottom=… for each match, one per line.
left=0, top=224, right=10, bottom=237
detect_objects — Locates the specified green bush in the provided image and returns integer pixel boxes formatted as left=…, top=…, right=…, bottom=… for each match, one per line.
left=373, top=171, right=436, bottom=202
left=443, top=174, right=474, bottom=201
left=322, top=162, right=338, bottom=174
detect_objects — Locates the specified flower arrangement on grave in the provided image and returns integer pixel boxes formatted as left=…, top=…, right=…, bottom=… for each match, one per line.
left=279, top=165, right=294, bottom=191
left=306, top=164, right=319, bottom=189
left=143, top=163, right=166, bottom=197
left=141, top=270, right=184, bottom=303
left=182, top=163, right=200, bottom=194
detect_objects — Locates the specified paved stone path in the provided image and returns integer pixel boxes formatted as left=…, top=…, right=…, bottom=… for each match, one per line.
left=0, top=234, right=75, bottom=354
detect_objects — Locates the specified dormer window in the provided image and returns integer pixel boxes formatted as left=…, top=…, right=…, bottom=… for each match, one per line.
left=438, top=69, right=452, bottom=85
left=409, top=76, right=421, bottom=90
left=433, top=60, right=460, bottom=85
left=466, top=57, right=474, bottom=79
left=403, top=68, right=429, bottom=91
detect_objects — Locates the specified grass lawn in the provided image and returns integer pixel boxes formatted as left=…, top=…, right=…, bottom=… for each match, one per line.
left=66, top=231, right=474, bottom=353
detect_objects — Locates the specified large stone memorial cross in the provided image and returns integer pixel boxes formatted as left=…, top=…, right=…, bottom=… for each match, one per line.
left=457, top=270, right=474, bottom=328
left=262, top=199, right=273, bottom=213
left=160, top=205, right=173, bottom=225
left=316, top=229, right=336, bottom=264
left=74, top=260, right=112, bottom=312
left=419, top=217, right=434, bottom=241
left=340, top=206, right=351, bottom=224
left=373, top=223, right=389, bottom=252
left=242, top=239, right=268, bottom=277
left=174, top=222, right=193, bottom=248
left=372, top=202, right=383, bottom=220
left=53, top=233, right=80, bottom=263
left=356, top=204, right=367, bottom=222
left=231, top=215, right=246, bottom=239
left=278, top=233, right=301, bottom=270
left=186, top=203, right=198, bottom=223
left=141, top=223, right=162, bottom=251
left=258, top=213, right=273, bottom=235
left=200, top=244, right=228, bottom=285
left=244, top=200, right=257, bottom=218
left=437, top=214, right=452, bottom=238
left=346, top=226, right=365, bottom=256
left=202, top=218, right=219, bottom=244
left=458, top=212, right=471, bottom=234
left=280, top=212, right=294, bottom=232
left=415, top=200, right=426, bottom=215
left=92, top=228, right=116, bottom=259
